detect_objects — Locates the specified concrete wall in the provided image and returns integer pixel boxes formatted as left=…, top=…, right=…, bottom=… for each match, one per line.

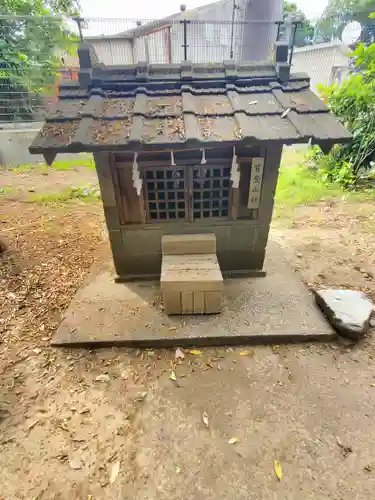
left=115, top=222, right=269, bottom=278
left=292, top=42, right=349, bottom=95
left=0, top=123, right=45, bottom=166
left=0, top=122, right=78, bottom=167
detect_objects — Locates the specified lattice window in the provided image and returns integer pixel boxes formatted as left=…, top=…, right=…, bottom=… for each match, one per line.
left=192, top=165, right=230, bottom=219
left=143, top=164, right=231, bottom=222
left=144, top=167, right=186, bottom=221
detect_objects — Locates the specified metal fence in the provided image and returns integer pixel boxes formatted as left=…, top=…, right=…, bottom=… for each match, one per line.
left=0, top=13, right=373, bottom=123
left=0, top=15, right=80, bottom=123
left=0, top=16, right=285, bottom=122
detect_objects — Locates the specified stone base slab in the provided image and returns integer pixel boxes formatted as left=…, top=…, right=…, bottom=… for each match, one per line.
left=52, top=241, right=336, bottom=348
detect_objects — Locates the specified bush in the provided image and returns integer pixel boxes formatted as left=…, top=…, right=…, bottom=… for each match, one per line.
left=318, top=26, right=375, bottom=186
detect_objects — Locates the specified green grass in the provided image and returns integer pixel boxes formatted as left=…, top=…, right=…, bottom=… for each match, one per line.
left=275, top=165, right=344, bottom=207
left=13, top=154, right=95, bottom=173
left=276, top=148, right=375, bottom=208
left=29, top=186, right=101, bottom=203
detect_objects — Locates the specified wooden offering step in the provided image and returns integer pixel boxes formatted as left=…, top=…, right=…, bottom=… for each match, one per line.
left=161, top=234, right=223, bottom=315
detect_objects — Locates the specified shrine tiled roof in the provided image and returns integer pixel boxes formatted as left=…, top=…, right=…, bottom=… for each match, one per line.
left=30, top=51, right=351, bottom=159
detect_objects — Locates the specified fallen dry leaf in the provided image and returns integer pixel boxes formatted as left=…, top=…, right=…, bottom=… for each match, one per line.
left=239, top=350, right=254, bottom=357
left=228, top=437, right=239, bottom=444
left=272, top=345, right=280, bottom=353
left=170, top=370, right=177, bottom=381
left=202, top=412, right=209, bottom=427
left=189, top=349, right=202, bottom=356
left=175, top=348, right=185, bottom=361
left=175, top=465, right=181, bottom=474
left=110, top=460, right=120, bottom=484
left=273, top=460, right=282, bottom=481
left=336, top=435, right=344, bottom=447
left=336, top=436, right=352, bottom=457
left=95, top=374, right=110, bottom=382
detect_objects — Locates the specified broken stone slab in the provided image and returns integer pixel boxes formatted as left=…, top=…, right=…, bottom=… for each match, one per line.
left=314, top=289, right=374, bottom=340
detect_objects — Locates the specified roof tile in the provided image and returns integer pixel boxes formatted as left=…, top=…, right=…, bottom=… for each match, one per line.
left=29, top=60, right=351, bottom=155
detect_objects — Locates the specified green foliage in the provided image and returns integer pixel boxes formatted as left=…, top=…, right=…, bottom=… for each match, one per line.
left=318, top=23, right=375, bottom=185
left=302, top=145, right=324, bottom=168
left=0, top=0, right=79, bottom=121
left=352, top=41, right=375, bottom=78
left=317, top=0, right=375, bottom=42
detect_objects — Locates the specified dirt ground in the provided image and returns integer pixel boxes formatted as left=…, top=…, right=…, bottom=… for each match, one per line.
left=1, top=165, right=98, bottom=196
left=1, top=165, right=375, bottom=499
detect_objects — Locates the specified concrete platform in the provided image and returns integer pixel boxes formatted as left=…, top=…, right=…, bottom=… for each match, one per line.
left=52, top=241, right=336, bottom=348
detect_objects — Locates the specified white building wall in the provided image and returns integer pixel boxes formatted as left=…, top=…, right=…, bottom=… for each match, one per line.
left=146, top=29, right=171, bottom=63
left=170, top=22, right=185, bottom=63
left=77, top=0, right=244, bottom=66
left=292, top=43, right=349, bottom=94
left=133, top=36, right=147, bottom=62
left=90, top=38, right=134, bottom=65
left=168, top=0, right=245, bottom=63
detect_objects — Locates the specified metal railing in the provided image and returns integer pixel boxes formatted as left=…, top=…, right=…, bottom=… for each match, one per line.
left=79, top=17, right=289, bottom=64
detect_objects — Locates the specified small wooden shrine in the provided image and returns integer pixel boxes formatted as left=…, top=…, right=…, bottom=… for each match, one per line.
left=30, top=42, right=350, bottom=285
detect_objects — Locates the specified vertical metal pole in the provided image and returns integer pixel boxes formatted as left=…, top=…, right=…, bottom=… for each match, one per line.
left=229, top=0, right=237, bottom=59
left=181, top=19, right=188, bottom=61
left=276, top=21, right=281, bottom=42
left=288, top=22, right=298, bottom=65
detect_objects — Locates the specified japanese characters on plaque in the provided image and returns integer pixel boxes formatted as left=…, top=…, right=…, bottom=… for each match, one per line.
left=247, top=157, right=264, bottom=209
